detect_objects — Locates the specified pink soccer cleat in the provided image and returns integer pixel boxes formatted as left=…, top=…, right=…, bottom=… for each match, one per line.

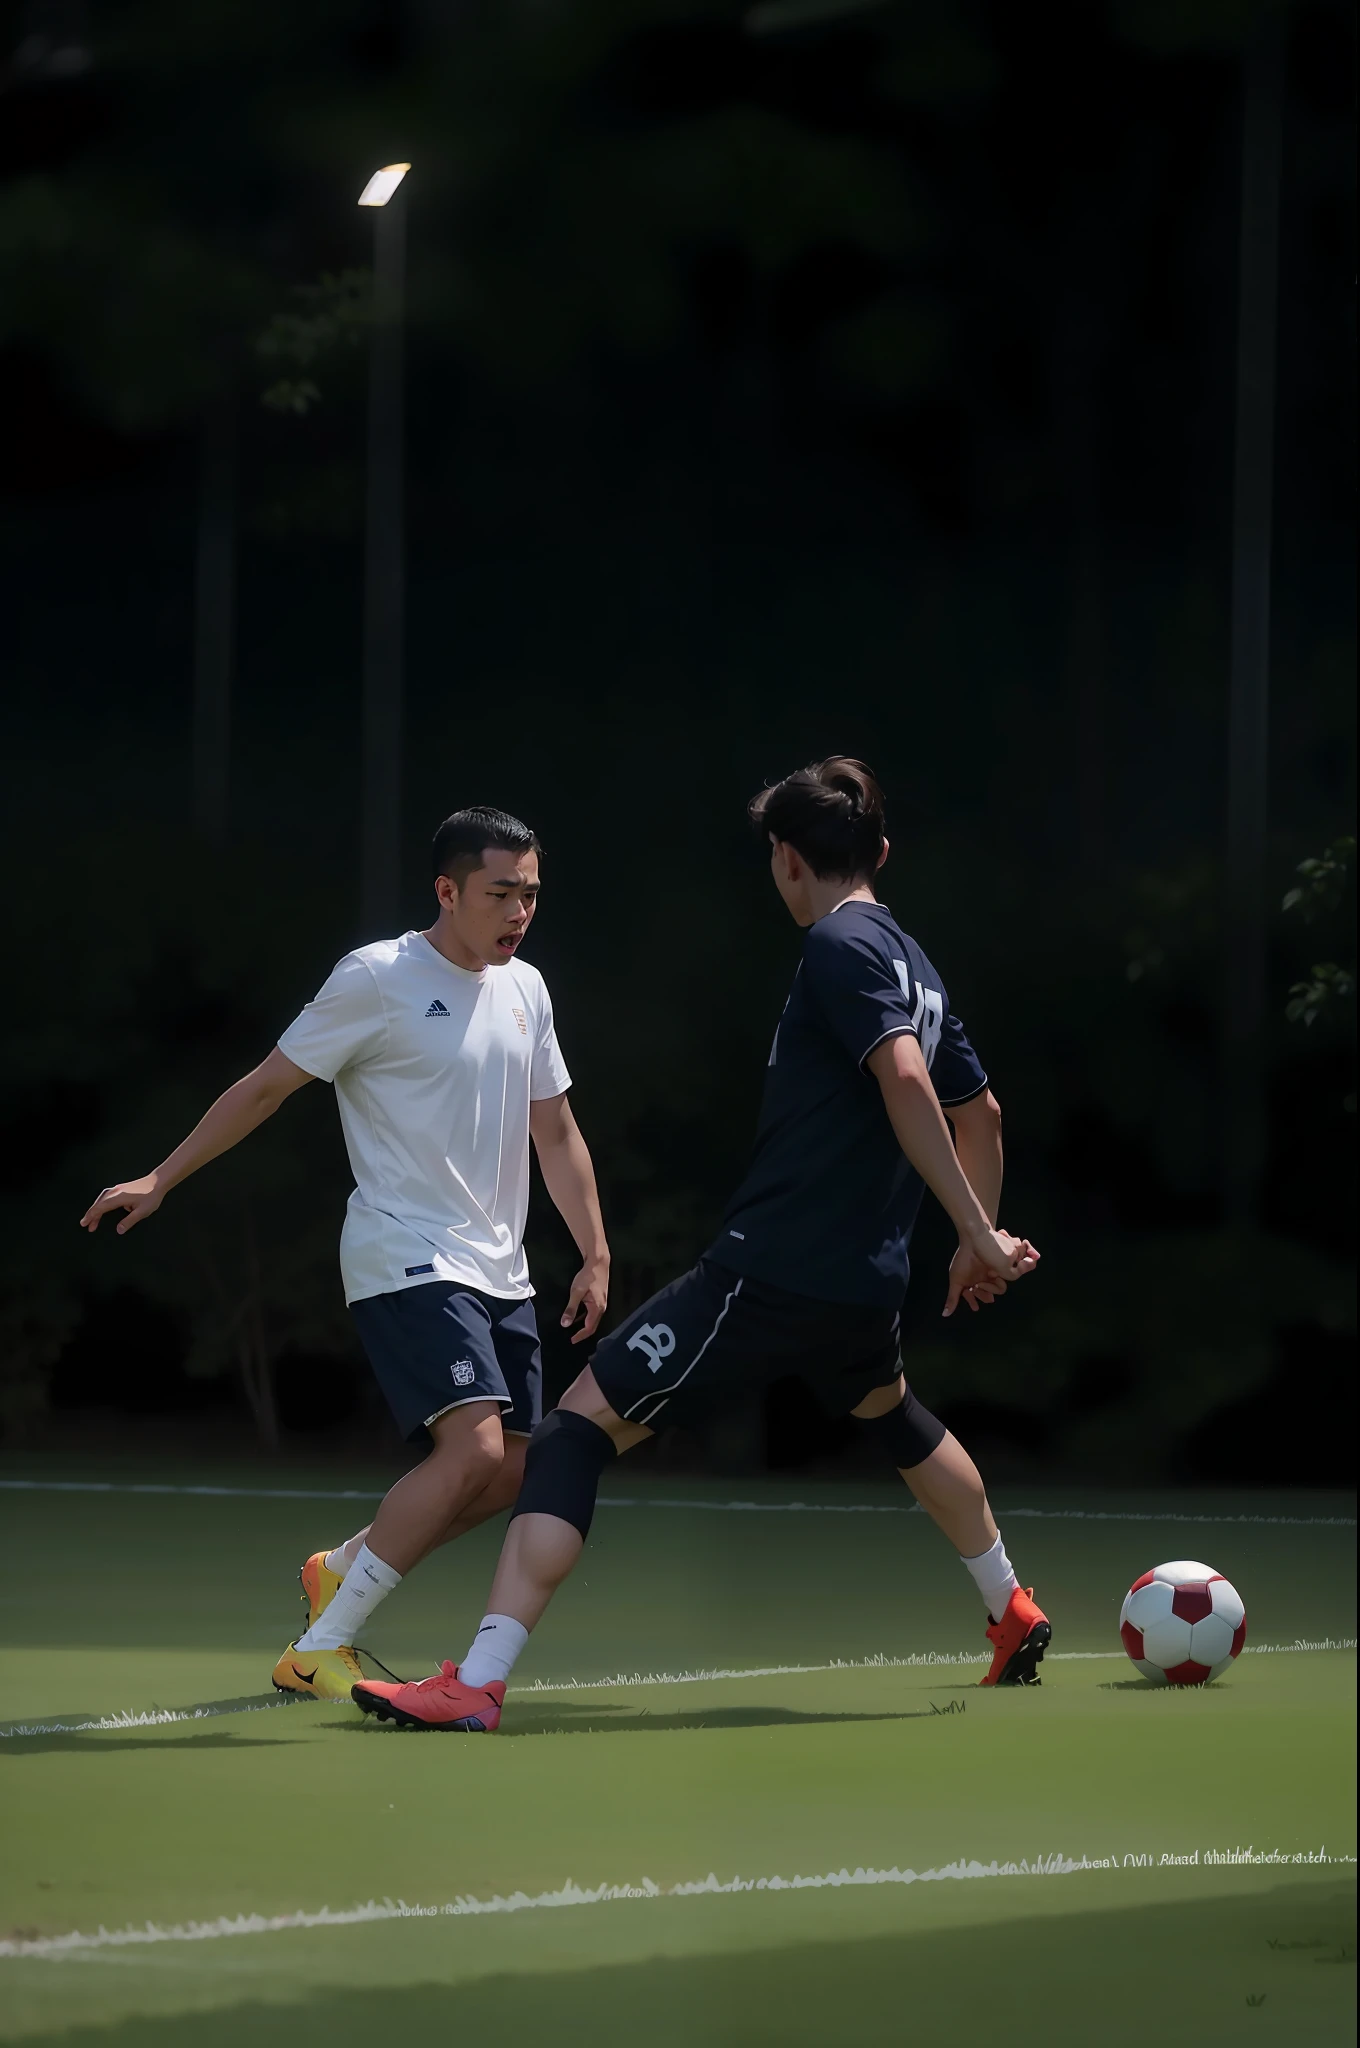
left=979, top=1586, right=1051, bottom=1686
left=351, top=1661, right=504, bottom=1731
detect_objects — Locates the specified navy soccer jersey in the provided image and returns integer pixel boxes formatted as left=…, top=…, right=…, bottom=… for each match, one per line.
left=706, top=901, right=987, bottom=1305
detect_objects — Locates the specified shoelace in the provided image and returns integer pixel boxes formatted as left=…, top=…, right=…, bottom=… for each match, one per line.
left=411, top=1660, right=494, bottom=1696
left=351, top=1652, right=492, bottom=1696
left=352, top=1647, right=409, bottom=1685
left=412, top=1660, right=462, bottom=1691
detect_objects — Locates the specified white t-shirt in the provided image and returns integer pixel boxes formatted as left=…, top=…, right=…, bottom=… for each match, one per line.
left=278, top=931, right=572, bottom=1305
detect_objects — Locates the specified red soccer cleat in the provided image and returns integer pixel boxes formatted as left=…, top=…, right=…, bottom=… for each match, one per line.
left=351, top=1661, right=504, bottom=1731
left=979, top=1586, right=1051, bottom=1686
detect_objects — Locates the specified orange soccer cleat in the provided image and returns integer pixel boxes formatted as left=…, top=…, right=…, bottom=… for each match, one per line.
left=980, top=1586, right=1051, bottom=1686
left=299, top=1549, right=346, bottom=1632
left=352, top=1661, right=505, bottom=1731
left=272, top=1641, right=364, bottom=1701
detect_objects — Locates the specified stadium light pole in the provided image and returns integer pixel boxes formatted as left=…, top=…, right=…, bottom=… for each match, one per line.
left=192, top=386, right=235, bottom=846
left=358, top=162, right=410, bottom=938
left=1223, top=23, right=1281, bottom=1227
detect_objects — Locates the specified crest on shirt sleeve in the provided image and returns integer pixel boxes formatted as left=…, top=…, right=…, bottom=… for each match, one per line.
left=511, top=1007, right=527, bottom=1035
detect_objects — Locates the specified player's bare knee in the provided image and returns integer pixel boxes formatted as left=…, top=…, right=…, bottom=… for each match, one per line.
left=481, top=1434, right=527, bottom=1509
left=467, top=1431, right=505, bottom=1490
left=427, top=1410, right=503, bottom=1491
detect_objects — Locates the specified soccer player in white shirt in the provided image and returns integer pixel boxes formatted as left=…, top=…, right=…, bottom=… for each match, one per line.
left=80, top=808, right=610, bottom=1701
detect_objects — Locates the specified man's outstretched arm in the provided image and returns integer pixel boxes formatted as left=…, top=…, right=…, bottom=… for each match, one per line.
left=79, top=1047, right=315, bottom=1235
left=864, top=1036, right=1037, bottom=1315
left=528, top=1092, right=610, bottom=1343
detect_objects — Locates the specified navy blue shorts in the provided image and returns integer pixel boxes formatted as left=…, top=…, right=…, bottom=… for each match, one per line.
left=591, top=1257, right=904, bottom=1434
left=350, top=1280, right=543, bottom=1444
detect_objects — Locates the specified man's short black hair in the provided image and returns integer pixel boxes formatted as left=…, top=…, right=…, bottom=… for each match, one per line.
left=432, top=806, right=541, bottom=888
left=748, top=757, right=887, bottom=880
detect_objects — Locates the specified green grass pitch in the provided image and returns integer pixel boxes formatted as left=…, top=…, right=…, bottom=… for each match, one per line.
left=1, top=1459, right=1354, bottom=2045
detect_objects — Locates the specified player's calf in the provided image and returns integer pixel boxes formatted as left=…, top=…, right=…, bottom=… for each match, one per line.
left=855, top=1395, right=1052, bottom=1678
left=467, top=1407, right=620, bottom=1653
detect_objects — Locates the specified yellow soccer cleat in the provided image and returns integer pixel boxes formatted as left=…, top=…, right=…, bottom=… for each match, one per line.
left=299, top=1549, right=346, bottom=1631
left=272, top=1641, right=364, bottom=1702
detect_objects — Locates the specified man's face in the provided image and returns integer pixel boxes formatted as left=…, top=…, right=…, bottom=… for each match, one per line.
left=438, top=848, right=540, bottom=967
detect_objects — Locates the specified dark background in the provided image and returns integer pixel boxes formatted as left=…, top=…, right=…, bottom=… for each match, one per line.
left=1, top=0, right=1353, bottom=1485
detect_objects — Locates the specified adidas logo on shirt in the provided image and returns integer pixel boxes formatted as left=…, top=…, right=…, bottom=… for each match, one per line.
left=425, top=1000, right=450, bottom=1018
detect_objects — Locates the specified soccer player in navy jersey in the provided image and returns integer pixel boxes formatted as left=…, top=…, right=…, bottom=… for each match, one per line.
left=353, top=759, right=1049, bottom=1730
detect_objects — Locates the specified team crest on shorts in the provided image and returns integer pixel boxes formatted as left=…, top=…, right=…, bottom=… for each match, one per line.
left=626, top=1322, right=676, bottom=1374
left=511, top=1007, right=527, bottom=1034
left=450, top=1358, right=476, bottom=1387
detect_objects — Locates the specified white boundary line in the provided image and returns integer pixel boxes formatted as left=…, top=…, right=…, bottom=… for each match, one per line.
left=516, top=1638, right=1358, bottom=1690
left=2, top=1640, right=1353, bottom=1740
left=0, top=1699, right=304, bottom=1738
left=0, top=1479, right=1353, bottom=1527
left=3, top=1848, right=1353, bottom=1961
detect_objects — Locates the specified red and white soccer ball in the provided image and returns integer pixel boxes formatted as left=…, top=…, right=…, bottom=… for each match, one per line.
left=1119, top=1560, right=1247, bottom=1686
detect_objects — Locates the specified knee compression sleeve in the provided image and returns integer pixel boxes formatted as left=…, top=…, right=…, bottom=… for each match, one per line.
left=509, top=1409, right=616, bottom=1540
left=856, top=1387, right=946, bottom=1471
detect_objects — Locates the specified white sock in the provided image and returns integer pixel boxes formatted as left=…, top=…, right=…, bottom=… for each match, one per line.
left=961, top=1532, right=1019, bottom=1624
left=324, top=1535, right=364, bottom=1577
left=459, top=1614, right=529, bottom=1690
left=296, top=1544, right=401, bottom=1651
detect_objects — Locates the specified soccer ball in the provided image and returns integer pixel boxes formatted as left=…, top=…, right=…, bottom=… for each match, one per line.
left=1119, top=1560, right=1246, bottom=1685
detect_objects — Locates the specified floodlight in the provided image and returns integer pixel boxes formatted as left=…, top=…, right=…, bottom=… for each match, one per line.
left=358, top=164, right=411, bottom=208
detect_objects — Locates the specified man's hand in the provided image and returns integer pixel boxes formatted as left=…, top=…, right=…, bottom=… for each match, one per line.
left=561, top=1256, right=610, bottom=1345
left=945, top=1240, right=1002, bottom=1314
left=80, top=1175, right=164, bottom=1236
left=78, top=1053, right=312, bottom=1245
left=943, top=1229, right=1040, bottom=1318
